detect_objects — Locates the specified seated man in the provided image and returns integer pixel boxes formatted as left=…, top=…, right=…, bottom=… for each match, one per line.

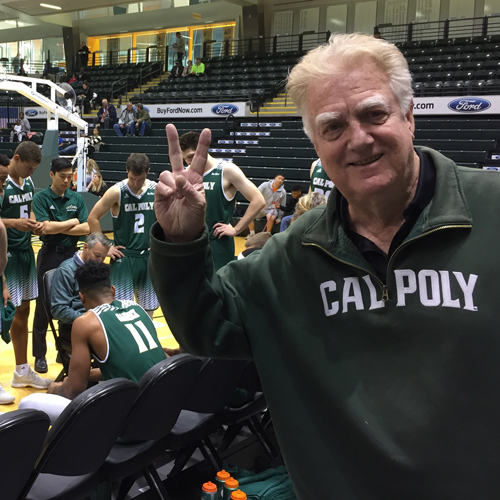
left=127, top=103, right=151, bottom=137
left=92, top=99, right=117, bottom=130
left=19, top=260, right=166, bottom=423
left=189, top=57, right=205, bottom=77
left=113, top=102, right=136, bottom=137
left=247, top=174, right=286, bottom=237
left=50, top=233, right=112, bottom=359
left=279, top=184, right=303, bottom=231
left=169, top=60, right=183, bottom=79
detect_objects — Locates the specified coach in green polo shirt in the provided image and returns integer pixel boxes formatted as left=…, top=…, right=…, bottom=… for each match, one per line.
left=32, top=158, right=89, bottom=374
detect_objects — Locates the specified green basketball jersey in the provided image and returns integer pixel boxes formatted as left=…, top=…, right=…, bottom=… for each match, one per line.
left=113, top=179, right=157, bottom=256
left=203, top=161, right=236, bottom=238
left=91, top=299, right=166, bottom=382
left=310, top=159, right=334, bottom=198
left=2, top=176, right=35, bottom=250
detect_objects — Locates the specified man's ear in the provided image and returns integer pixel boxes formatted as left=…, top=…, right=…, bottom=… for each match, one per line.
left=111, top=285, right=115, bottom=299
left=405, top=99, right=415, bottom=139
left=79, top=291, right=86, bottom=307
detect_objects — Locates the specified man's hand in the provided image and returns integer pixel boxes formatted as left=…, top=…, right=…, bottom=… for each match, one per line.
left=32, top=222, right=44, bottom=236
left=47, top=381, right=64, bottom=395
left=107, top=245, right=125, bottom=260
left=154, top=124, right=209, bottom=242
left=15, top=219, right=39, bottom=232
left=213, top=223, right=236, bottom=239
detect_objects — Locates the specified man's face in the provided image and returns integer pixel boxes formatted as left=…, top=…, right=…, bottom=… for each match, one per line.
left=274, top=175, right=285, bottom=187
left=13, top=155, right=39, bottom=179
left=306, top=61, right=416, bottom=204
left=102, top=99, right=108, bottom=107
left=182, top=148, right=196, bottom=166
left=82, top=242, right=109, bottom=263
left=0, top=165, right=9, bottom=195
left=50, top=167, right=73, bottom=192
left=126, top=103, right=133, bottom=111
left=127, top=170, right=148, bottom=193
left=19, top=113, right=24, bottom=119
left=291, top=189, right=302, bottom=199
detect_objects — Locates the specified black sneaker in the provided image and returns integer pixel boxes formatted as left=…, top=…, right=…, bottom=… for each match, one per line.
left=34, top=357, right=48, bottom=374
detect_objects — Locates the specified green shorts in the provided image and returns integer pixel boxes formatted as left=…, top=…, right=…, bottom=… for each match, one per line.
left=110, top=254, right=159, bottom=311
left=4, top=248, right=38, bottom=307
left=210, top=236, right=235, bottom=271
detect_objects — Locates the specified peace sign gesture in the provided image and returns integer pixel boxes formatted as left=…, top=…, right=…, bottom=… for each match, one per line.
left=154, top=124, right=210, bottom=242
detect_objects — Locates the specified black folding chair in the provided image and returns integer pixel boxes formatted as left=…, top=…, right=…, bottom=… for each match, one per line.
left=19, top=378, right=138, bottom=500
left=0, top=409, right=50, bottom=500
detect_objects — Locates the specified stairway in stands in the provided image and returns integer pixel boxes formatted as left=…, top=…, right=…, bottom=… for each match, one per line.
left=250, top=92, right=299, bottom=117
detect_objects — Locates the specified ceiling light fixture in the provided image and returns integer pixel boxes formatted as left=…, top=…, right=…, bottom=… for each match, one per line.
left=40, top=3, right=62, bottom=10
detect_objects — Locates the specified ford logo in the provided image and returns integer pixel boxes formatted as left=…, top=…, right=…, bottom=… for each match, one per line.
left=448, top=98, right=491, bottom=113
left=211, top=104, right=239, bottom=115
left=25, top=109, right=38, bottom=117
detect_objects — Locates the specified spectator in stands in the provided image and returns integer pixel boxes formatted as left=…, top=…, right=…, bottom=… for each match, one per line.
left=182, top=60, right=193, bottom=78
left=172, top=32, right=186, bottom=64
left=93, top=99, right=117, bottom=130
left=169, top=60, right=183, bottom=79
left=128, top=103, right=151, bottom=136
left=11, top=53, right=20, bottom=74
left=50, top=233, right=112, bottom=362
left=18, top=112, right=31, bottom=142
left=11, top=120, right=22, bottom=142
left=247, top=174, right=286, bottom=237
left=68, top=73, right=77, bottom=84
left=279, top=184, right=303, bottom=231
left=78, top=67, right=90, bottom=83
left=77, top=81, right=93, bottom=114
left=19, top=260, right=166, bottom=423
left=86, top=126, right=103, bottom=154
left=179, top=131, right=265, bottom=270
left=290, top=191, right=327, bottom=224
left=189, top=57, right=205, bottom=77
left=113, top=102, right=136, bottom=137
left=86, top=158, right=100, bottom=185
left=237, top=232, right=271, bottom=260
left=78, top=41, right=91, bottom=67
left=32, top=157, right=89, bottom=373
left=86, top=172, right=108, bottom=197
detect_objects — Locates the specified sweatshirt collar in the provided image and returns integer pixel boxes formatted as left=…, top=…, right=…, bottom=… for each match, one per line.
left=301, top=147, right=473, bottom=260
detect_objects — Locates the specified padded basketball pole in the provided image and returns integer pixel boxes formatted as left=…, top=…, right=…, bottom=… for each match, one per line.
left=0, top=71, right=88, bottom=192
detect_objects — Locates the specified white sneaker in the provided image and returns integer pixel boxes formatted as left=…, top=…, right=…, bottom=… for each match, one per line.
left=0, top=384, right=15, bottom=404
left=245, top=233, right=255, bottom=240
left=12, top=368, right=53, bottom=389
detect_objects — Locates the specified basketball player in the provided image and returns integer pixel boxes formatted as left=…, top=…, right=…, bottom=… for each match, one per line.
left=88, top=153, right=158, bottom=316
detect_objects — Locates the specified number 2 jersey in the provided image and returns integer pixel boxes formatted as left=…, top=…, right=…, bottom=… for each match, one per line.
left=91, top=299, right=166, bottom=382
left=113, top=179, right=157, bottom=256
left=2, top=176, right=35, bottom=250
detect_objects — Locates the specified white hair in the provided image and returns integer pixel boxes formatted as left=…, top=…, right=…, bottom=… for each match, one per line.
left=287, top=33, right=413, bottom=139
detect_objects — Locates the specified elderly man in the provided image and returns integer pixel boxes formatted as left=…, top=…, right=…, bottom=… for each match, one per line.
left=93, top=99, right=117, bottom=129
left=149, top=33, right=499, bottom=498
left=113, top=102, right=136, bottom=137
left=50, top=232, right=112, bottom=361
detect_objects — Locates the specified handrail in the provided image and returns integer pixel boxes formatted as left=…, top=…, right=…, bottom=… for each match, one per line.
left=111, top=77, right=128, bottom=104
left=138, top=63, right=160, bottom=95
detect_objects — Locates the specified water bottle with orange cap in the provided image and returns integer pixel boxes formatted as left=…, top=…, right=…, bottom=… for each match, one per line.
left=201, top=481, right=218, bottom=499
left=215, top=469, right=231, bottom=498
left=230, top=490, right=247, bottom=500
left=223, top=477, right=239, bottom=499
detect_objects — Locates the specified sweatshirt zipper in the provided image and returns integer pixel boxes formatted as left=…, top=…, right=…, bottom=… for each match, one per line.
left=304, top=223, right=471, bottom=302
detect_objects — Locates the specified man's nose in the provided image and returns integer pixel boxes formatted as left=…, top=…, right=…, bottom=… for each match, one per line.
left=348, top=121, right=374, bottom=150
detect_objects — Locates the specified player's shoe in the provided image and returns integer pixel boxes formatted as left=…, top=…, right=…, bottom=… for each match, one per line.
left=0, top=384, right=15, bottom=404
left=12, top=368, right=53, bottom=389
